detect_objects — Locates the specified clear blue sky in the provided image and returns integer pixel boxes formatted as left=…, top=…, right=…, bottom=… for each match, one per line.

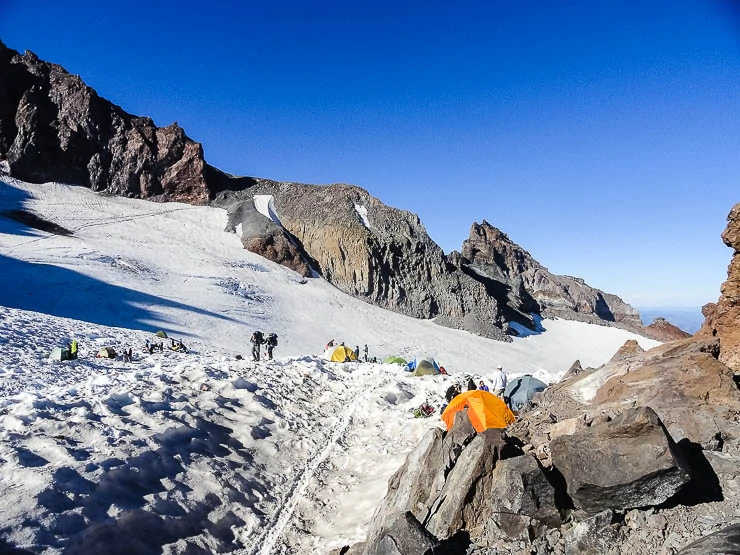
left=3, top=1, right=739, bottom=308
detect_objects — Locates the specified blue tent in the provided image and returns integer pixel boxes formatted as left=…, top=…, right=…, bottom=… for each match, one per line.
left=406, top=356, right=440, bottom=376
left=505, top=375, right=548, bottom=410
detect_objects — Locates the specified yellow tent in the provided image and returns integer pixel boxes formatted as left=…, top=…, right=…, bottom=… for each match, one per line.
left=329, top=345, right=358, bottom=362
left=441, top=390, right=516, bottom=432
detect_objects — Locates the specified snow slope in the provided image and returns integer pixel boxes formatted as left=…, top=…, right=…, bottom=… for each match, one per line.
left=0, top=177, right=660, bottom=554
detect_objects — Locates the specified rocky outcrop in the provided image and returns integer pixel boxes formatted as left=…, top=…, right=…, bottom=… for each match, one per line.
left=456, top=220, right=643, bottom=330
left=644, top=317, right=692, bottom=342
left=0, top=41, right=215, bottom=203
left=698, top=202, right=740, bottom=372
left=549, top=407, right=691, bottom=514
left=217, top=183, right=511, bottom=340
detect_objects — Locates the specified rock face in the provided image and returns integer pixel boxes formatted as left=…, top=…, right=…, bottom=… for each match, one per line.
left=217, top=183, right=511, bottom=340
left=457, top=221, right=643, bottom=330
left=644, top=317, right=692, bottom=342
left=698, top=202, right=740, bottom=372
left=549, top=406, right=691, bottom=514
left=0, top=41, right=215, bottom=203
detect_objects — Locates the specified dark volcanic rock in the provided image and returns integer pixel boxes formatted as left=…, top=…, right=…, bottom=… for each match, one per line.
left=550, top=406, right=690, bottom=514
left=643, top=317, right=692, bottom=342
left=0, top=41, right=211, bottom=203
left=563, top=510, right=624, bottom=555
left=677, top=523, right=740, bottom=554
left=364, top=512, right=438, bottom=555
left=217, top=183, right=511, bottom=340
left=424, top=429, right=507, bottom=540
left=457, top=220, right=643, bottom=330
left=225, top=197, right=312, bottom=276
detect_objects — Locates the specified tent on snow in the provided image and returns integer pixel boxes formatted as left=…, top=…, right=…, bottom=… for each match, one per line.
left=407, top=356, right=440, bottom=376
left=383, top=356, right=407, bottom=366
left=441, top=390, right=516, bottom=432
left=155, top=330, right=168, bottom=338
left=505, top=375, right=548, bottom=411
left=96, top=347, right=117, bottom=358
left=48, top=347, right=71, bottom=361
left=328, top=345, right=358, bottom=362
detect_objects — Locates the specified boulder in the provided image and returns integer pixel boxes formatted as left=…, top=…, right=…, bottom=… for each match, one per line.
left=677, top=523, right=740, bottom=554
left=425, top=429, right=506, bottom=540
left=548, top=415, right=586, bottom=441
left=550, top=406, right=690, bottom=514
left=593, top=339, right=740, bottom=445
left=563, top=510, right=624, bottom=555
left=364, top=512, right=438, bottom=555
left=363, top=414, right=478, bottom=551
left=476, top=454, right=561, bottom=544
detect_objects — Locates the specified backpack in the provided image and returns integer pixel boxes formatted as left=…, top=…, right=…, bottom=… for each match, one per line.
left=252, top=331, right=264, bottom=343
left=267, top=333, right=278, bottom=346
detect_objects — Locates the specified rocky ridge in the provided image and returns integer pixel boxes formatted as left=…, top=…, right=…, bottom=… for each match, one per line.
left=0, top=40, right=649, bottom=341
left=456, top=220, right=643, bottom=331
left=643, top=317, right=693, bottom=342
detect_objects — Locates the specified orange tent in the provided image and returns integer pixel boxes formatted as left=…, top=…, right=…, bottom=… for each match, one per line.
left=441, top=390, right=516, bottom=432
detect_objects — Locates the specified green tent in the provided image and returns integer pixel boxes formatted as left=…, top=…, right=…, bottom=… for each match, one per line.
left=383, top=356, right=407, bottom=366
left=409, top=356, right=441, bottom=376
left=155, top=330, right=168, bottom=338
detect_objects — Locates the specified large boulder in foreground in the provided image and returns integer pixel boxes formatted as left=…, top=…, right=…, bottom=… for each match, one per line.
left=550, top=406, right=690, bottom=514
left=363, top=411, right=477, bottom=550
left=475, top=454, right=561, bottom=544
left=424, top=429, right=506, bottom=540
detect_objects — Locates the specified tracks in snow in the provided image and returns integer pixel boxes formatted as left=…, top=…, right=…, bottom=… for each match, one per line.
left=248, top=370, right=392, bottom=555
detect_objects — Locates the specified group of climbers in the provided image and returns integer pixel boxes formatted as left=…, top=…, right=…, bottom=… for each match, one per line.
left=250, top=331, right=279, bottom=361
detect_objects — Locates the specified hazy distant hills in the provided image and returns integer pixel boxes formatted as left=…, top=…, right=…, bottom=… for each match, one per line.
left=639, top=307, right=704, bottom=334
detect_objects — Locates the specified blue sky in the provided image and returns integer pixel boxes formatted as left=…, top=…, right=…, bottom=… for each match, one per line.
left=2, top=1, right=739, bottom=308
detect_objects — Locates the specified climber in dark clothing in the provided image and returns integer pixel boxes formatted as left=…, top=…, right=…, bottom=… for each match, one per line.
left=445, top=383, right=462, bottom=403
left=265, top=333, right=278, bottom=360
left=250, top=331, right=265, bottom=362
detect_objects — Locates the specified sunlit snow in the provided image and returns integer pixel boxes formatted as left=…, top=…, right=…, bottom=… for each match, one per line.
left=0, top=176, right=660, bottom=553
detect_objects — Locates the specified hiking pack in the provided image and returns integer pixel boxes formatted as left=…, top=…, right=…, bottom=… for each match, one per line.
left=251, top=331, right=264, bottom=344
left=266, top=333, right=278, bottom=347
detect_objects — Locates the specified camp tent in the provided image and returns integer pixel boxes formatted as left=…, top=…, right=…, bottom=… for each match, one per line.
left=441, top=390, right=516, bottom=432
left=155, top=330, right=168, bottom=338
left=407, top=356, right=440, bottom=376
left=383, top=356, right=407, bottom=366
left=48, top=347, right=70, bottom=361
left=97, top=347, right=117, bottom=358
left=505, top=375, right=548, bottom=411
left=329, top=345, right=358, bottom=362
